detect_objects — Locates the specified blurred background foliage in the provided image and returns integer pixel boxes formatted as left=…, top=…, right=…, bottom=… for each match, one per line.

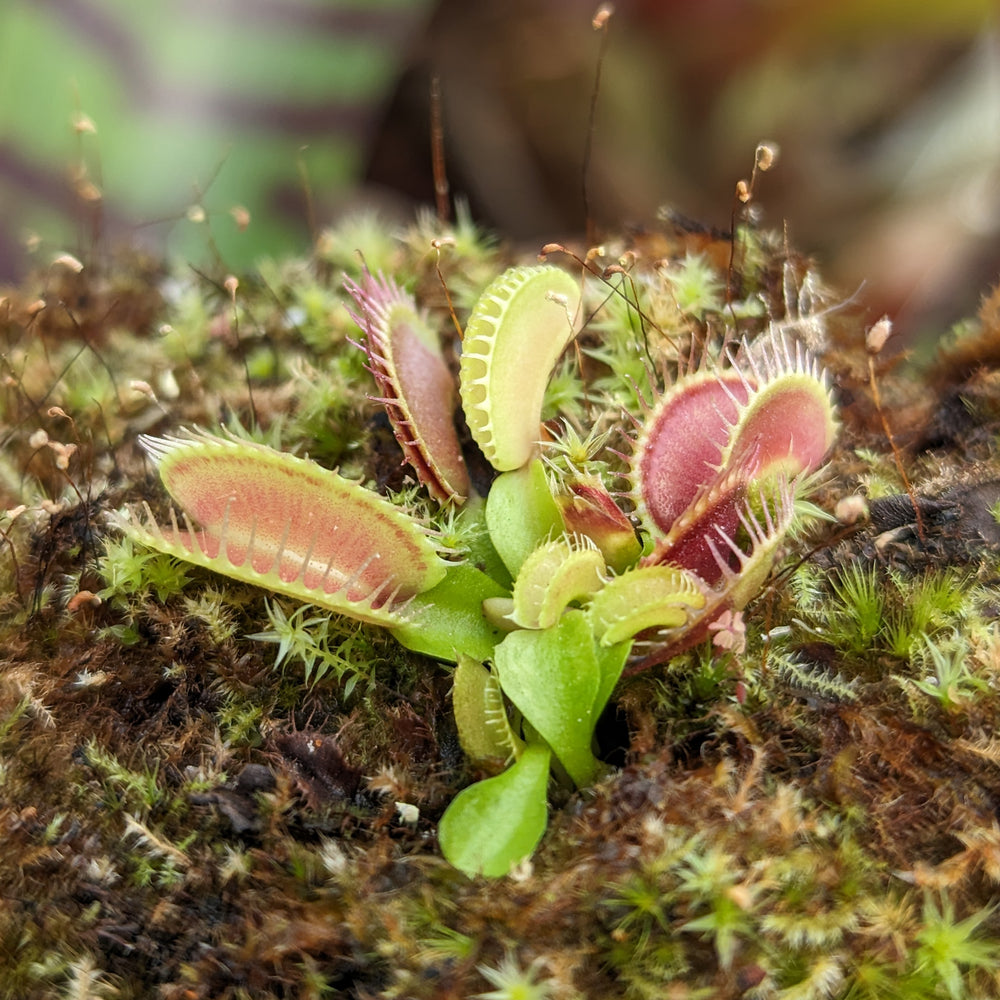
left=1, top=0, right=998, bottom=338
left=0, top=0, right=434, bottom=274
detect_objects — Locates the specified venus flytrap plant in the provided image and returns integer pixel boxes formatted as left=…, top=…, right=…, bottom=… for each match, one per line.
left=125, top=258, right=837, bottom=877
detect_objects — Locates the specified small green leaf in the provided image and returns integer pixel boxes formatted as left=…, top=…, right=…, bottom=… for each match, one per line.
left=438, top=743, right=551, bottom=878
left=592, top=633, right=631, bottom=723
left=494, top=611, right=610, bottom=788
left=391, top=562, right=510, bottom=663
left=455, top=496, right=513, bottom=589
left=485, top=460, right=564, bottom=577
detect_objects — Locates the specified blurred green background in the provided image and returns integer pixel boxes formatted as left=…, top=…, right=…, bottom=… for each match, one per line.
left=0, top=0, right=434, bottom=274
left=1, top=0, right=998, bottom=337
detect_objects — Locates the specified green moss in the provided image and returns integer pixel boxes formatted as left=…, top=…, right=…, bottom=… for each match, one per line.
left=662, top=251, right=725, bottom=319
left=248, top=600, right=381, bottom=695
left=98, top=534, right=193, bottom=605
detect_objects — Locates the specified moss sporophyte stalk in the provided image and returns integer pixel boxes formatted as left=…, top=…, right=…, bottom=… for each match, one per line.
left=124, top=259, right=837, bottom=876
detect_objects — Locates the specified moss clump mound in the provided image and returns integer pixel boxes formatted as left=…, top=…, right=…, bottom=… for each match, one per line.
left=4, top=207, right=1000, bottom=999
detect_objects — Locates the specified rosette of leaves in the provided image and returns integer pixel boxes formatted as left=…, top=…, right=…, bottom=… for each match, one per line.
left=125, top=261, right=836, bottom=876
